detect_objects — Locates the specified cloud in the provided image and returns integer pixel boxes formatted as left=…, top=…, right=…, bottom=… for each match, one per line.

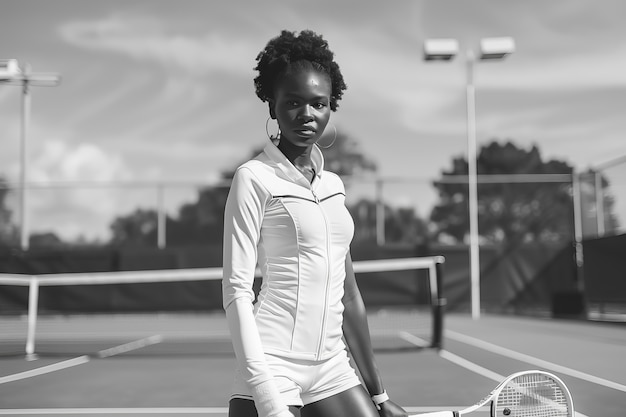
left=59, top=14, right=256, bottom=76
left=30, top=140, right=130, bottom=183
left=26, top=140, right=135, bottom=240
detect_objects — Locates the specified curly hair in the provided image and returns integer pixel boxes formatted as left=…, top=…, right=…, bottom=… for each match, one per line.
left=254, top=30, right=347, bottom=111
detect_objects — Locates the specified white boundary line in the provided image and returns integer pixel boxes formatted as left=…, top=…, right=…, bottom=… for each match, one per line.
left=0, top=356, right=90, bottom=385
left=446, top=330, right=626, bottom=393
left=0, top=406, right=472, bottom=415
left=97, top=335, right=163, bottom=358
left=438, top=350, right=505, bottom=382
left=0, top=336, right=163, bottom=385
left=398, top=331, right=431, bottom=348
left=0, top=408, right=228, bottom=415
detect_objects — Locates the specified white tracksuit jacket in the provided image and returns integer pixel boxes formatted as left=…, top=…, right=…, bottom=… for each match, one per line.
left=222, top=140, right=355, bottom=362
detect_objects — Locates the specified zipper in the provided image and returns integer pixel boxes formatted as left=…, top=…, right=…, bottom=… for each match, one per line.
left=311, top=189, right=320, bottom=204
left=312, top=186, right=331, bottom=360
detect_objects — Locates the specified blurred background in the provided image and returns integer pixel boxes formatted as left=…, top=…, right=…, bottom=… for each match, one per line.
left=1, top=0, right=625, bottom=317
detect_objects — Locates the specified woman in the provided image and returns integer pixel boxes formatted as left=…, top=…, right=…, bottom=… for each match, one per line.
left=222, top=29, right=407, bottom=417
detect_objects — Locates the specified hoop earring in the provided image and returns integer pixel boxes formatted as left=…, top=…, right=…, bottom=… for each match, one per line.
left=317, top=123, right=337, bottom=149
left=266, top=117, right=281, bottom=141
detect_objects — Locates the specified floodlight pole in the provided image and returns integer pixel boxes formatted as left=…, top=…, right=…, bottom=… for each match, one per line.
left=424, top=38, right=514, bottom=319
left=465, top=49, right=481, bottom=319
left=0, top=61, right=61, bottom=250
left=19, top=67, right=32, bottom=251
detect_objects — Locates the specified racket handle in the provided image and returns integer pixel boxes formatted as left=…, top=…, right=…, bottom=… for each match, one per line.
left=409, top=412, right=457, bottom=417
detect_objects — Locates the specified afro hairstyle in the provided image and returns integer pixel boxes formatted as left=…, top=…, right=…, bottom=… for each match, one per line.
left=253, top=29, right=347, bottom=111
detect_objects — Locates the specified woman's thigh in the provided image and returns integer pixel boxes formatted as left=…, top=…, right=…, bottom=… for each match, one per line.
left=301, top=385, right=379, bottom=417
left=228, top=398, right=301, bottom=417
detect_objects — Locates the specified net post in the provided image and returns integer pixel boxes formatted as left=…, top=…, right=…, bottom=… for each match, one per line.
left=25, top=276, right=39, bottom=360
left=431, top=256, right=446, bottom=350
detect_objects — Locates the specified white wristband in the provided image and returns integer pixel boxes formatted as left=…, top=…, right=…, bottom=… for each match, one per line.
left=371, top=390, right=389, bottom=409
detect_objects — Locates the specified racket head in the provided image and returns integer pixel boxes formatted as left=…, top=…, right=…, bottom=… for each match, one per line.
left=490, top=370, right=574, bottom=417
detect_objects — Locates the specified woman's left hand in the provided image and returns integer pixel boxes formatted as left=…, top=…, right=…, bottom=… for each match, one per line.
left=378, top=399, right=408, bottom=417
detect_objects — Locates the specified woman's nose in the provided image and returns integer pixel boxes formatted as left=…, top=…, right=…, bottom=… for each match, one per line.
left=297, top=105, right=314, bottom=121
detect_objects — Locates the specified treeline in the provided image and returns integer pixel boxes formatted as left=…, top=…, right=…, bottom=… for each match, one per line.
left=0, top=133, right=620, bottom=250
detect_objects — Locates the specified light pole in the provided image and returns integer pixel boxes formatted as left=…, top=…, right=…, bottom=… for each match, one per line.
left=423, top=37, right=515, bottom=319
left=0, top=59, right=61, bottom=250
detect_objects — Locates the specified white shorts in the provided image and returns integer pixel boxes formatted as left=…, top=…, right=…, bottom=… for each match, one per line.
left=230, top=349, right=362, bottom=407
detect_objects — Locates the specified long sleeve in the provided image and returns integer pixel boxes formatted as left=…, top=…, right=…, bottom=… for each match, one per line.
left=222, top=167, right=265, bottom=310
left=225, top=299, right=291, bottom=417
left=222, top=167, right=291, bottom=417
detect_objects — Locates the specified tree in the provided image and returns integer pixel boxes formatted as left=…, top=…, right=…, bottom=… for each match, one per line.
left=219, top=130, right=378, bottom=180
left=29, top=232, right=65, bottom=248
left=109, top=208, right=159, bottom=246
left=0, top=176, right=82, bottom=248
left=176, top=130, right=379, bottom=245
left=430, top=141, right=594, bottom=245
left=108, top=130, right=396, bottom=246
left=317, top=131, right=378, bottom=177
left=349, top=198, right=429, bottom=244
left=166, top=184, right=231, bottom=246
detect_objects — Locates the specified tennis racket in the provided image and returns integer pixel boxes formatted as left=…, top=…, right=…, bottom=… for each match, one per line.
left=410, top=370, right=574, bottom=417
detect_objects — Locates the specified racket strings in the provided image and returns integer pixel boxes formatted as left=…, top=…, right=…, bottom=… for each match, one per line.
left=494, top=373, right=571, bottom=417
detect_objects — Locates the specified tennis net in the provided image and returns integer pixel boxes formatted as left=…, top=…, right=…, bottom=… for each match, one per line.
left=0, top=256, right=445, bottom=358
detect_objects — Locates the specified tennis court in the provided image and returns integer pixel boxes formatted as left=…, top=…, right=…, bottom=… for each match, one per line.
left=0, top=259, right=624, bottom=417
left=1, top=314, right=624, bottom=416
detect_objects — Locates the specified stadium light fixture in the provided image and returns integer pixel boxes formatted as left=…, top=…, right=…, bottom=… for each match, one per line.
left=423, top=37, right=515, bottom=319
left=423, top=38, right=459, bottom=61
left=479, top=37, right=515, bottom=60
left=0, top=59, right=21, bottom=79
left=1, top=60, right=61, bottom=250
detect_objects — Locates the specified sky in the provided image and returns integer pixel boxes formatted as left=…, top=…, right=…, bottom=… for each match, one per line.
left=1, top=0, right=625, bottom=241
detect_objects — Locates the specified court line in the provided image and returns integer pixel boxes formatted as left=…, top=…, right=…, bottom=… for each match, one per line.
left=0, top=408, right=228, bottom=415
left=0, top=336, right=163, bottom=385
left=0, top=356, right=90, bottom=385
left=0, top=406, right=474, bottom=415
left=438, top=349, right=505, bottom=382
left=447, top=330, right=626, bottom=393
left=97, top=335, right=163, bottom=358
left=398, top=331, right=430, bottom=348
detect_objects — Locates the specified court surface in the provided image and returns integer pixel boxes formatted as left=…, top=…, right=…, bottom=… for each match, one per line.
left=1, top=313, right=624, bottom=417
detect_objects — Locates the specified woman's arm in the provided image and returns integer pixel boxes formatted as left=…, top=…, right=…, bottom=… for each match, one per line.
left=223, top=167, right=293, bottom=417
left=225, top=299, right=293, bottom=417
left=342, top=252, right=407, bottom=417
left=341, top=252, right=383, bottom=394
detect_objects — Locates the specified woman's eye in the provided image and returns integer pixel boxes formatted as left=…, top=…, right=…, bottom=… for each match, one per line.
left=313, top=102, right=327, bottom=109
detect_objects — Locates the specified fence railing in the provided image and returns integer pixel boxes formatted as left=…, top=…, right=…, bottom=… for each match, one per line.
left=1, top=171, right=624, bottom=249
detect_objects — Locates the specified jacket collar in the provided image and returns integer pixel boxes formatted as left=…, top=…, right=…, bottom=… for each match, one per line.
left=263, top=140, right=324, bottom=185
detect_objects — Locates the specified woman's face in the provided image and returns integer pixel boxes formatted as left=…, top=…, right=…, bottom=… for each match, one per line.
left=271, top=67, right=332, bottom=149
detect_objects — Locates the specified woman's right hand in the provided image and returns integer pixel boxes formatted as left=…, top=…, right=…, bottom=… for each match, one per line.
left=378, top=399, right=408, bottom=417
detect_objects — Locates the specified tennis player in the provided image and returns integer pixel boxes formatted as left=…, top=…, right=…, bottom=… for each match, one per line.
left=222, top=30, right=407, bottom=417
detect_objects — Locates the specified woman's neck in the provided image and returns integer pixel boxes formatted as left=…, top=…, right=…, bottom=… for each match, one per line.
left=277, top=139, right=316, bottom=182
left=277, top=140, right=314, bottom=170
